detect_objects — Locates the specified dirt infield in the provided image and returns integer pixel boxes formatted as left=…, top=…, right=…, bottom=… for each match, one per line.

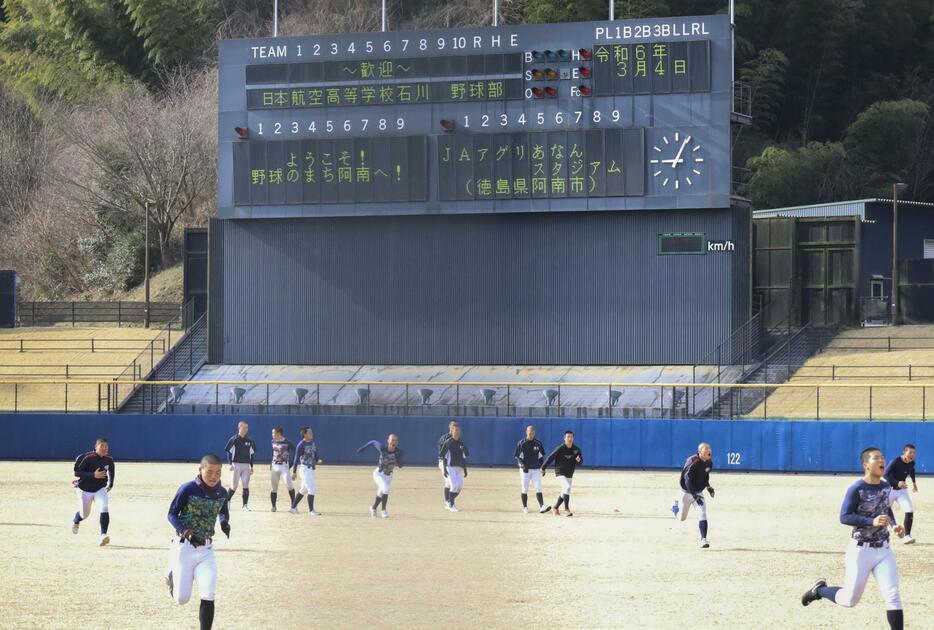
left=1, top=462, right=931, bottom=630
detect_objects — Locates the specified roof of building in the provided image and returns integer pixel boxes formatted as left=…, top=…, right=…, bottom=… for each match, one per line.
left=753, top=198, right=934, bottom=220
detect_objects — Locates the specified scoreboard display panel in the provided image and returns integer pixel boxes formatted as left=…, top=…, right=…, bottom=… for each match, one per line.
left=218, top=15, right=731, bottom=218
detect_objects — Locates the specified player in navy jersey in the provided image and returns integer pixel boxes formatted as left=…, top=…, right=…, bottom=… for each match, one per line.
left=269, top=426, right=296, bottom=512
left=358, top=434, right=404, bottom=518
left=884, top=444, right=918, bottom=544
left=289, top=427, right=322, bottom=516
left=166, top=454, right=231, bottom=630
left=438, top=420, right=456, bottom=508
left=677, top=442, right=715, bottom=548
left=71, top=437, right=115, bottom=546
left=439, top=421, right=469, bottom=512
left=515, top=425, right=546, bottom=513
left=541, top=431, right=583, bottom=517
left=224, top=421, right=255, bottom=511
left=802, top=447, right=905, bottom=630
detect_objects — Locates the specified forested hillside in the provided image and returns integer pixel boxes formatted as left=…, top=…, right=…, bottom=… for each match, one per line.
left=0, top=0, right=932, bottom=298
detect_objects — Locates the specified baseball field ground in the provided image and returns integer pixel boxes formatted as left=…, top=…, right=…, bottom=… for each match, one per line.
left=2, top=462, right=931, bottom=629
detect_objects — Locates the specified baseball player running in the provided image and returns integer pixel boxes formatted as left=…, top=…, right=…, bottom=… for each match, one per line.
left=357, top=434, right=404, bottom=518
left=224, top=421, right=255, bottom=510
left=515, top=425, right=546, bottom=513
left=166, top=454, right=231, bottom=630
left=71, top=437, right=115, bottom=546
left=438, top=420, right=456, bottom=509
left=541, top=430, right=583, bottom=517
left=884, top=444, right=918, bottom=544
left=802, top=446, right=905, bottom=630
left=269, top=426, right=296, bottom=512
left=439, top=421, right=469, bottom=512
left=677, top=442, right=715, bottom=547
left=289, top=427, right=322, bottom=516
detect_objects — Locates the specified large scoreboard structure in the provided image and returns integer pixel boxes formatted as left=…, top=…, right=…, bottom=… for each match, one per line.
left=211, top=16, right=749, bottom=366
left=219, top=16, right=731, bottom=217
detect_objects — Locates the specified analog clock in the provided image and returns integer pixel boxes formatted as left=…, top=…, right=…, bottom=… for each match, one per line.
left=650, top=133, right=704, bottom=190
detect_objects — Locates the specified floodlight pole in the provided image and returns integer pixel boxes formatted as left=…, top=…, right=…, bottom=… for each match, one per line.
left=892, top=182, right=908, bottom=325
left=493, top=0, right=499, bottom=26
left=609, top=0, right=614, bottom=21
left=382, top=0, right=387, bottom=32
left=729, top=0, right=735, bottom=83
left=273, top=0, right=278, bottom=37
left=144, top=200, right=151, bottom=329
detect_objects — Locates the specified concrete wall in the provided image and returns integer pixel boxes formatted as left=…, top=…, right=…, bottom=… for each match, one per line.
left=3, top=413, right=930, bottom=474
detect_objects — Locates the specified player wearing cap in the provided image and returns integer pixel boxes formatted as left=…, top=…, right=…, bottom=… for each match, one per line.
left=541, top=430, right=583, bottom=517
left=438, top=420, right=456, bottom=508
left=802, top=446, right=905, bottom=630
left=166, top=453, right=231, bottom=630
left=357, top=434, right=404, bottom=518
left=884, top=444, right=918, bottom=544
left=515, top=425, right=546, bottom=513
left=71, top=437, right=115, bottom=546
left=269, top=426, right=296, bottom=512
left=677, top=442, right=715, bottom=548
left=224, top=421, right=255, bottom=511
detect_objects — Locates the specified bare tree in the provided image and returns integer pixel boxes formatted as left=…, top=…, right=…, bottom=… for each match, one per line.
left=60, top=70, right=216, bottom=269
left=0, top=92, right=58, bottom=228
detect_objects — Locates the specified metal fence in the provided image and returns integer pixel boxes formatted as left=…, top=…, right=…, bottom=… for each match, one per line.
left=0, top=337, right=167, bottom=353
left=15, top=301, right=183, bottom=327
left=0, top=378, right=931, bottom=420
left=826, top=336, right=934, bottom=351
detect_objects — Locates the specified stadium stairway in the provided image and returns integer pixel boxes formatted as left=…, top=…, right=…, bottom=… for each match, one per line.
left=117, top=314, right=207, bottom=413
left=702, top=324, right=837, bottom=418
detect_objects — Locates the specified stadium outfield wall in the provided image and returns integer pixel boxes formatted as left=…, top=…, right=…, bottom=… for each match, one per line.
left=1, top=414, right=929, bottom=474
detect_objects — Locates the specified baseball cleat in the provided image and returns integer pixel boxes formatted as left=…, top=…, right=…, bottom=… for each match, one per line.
left=565, top=511, right=574, bottom=517
left=71, top=522, right=80, bottom=535
left=444, top=501, right=452, bottom=511
left=553, top=506, right=561, bottom=516
left=903, top=535, right=916, bottom=544
left=308, top=510, right=321, bottom=517
left=700, top=538, right=709, bottom=548
left=165, top=572, right=174, bottom=598
left=370, top=507, right=377, bottom=517
left=270, top=505, right=277, bottom=512
left=522, top=507, right=529, bottom=514
left=241, top=505, right=250, bottom=512
left=288, top=507, right=299, bottom=514
left=380, top=510, right=389, bottom=519
left=540, top=505, right=551, bottom=514
left=448, top=505, right=459, bottom=512
left=99, top=534, right=110, bottom=547
left=801, top=579, right=826, bottom=606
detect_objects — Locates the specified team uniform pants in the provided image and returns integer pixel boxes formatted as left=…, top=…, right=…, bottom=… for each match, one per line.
left=373, top=469, right=392, bottom=495
left=230, top=463, right=251, bottom=491
left=447, top=466, right=465, bottom=493
left=168, top=538, right=218, bottom=604
left=521, top=468, right=543, bottom=493
left=439, top=460, right=451, bottom=490
left=890, top=488, right=914, bottom=513
left=679, top=490, right=708, bottom=521
left=299, top=466, right=317, bottom=495
left=557, top=474, right=573, bottom=495
left=269, top=463, right=294, bottom=492
left=830, top=541, right=902, bottom=610
left=76, top=487, right=109, bottom=518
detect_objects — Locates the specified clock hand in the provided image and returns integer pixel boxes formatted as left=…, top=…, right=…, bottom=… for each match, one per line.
left=662, top=136, right=691, bottom=168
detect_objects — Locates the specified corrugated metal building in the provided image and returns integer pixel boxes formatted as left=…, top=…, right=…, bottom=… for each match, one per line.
left=209, top=206, right=750, bottom=365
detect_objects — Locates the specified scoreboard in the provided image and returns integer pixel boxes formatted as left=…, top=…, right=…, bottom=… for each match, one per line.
left=218, top=15, right=731, bottom=218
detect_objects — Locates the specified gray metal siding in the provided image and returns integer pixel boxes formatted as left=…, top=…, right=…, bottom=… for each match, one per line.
left=211, top=210, right=744, bottom=365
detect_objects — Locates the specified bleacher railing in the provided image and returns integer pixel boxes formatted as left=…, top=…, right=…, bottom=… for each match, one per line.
left=0, top=378, right=932, bottom=420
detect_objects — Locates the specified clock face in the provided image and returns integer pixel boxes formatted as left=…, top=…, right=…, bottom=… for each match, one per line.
left=650, top=132, right=704, bottom=190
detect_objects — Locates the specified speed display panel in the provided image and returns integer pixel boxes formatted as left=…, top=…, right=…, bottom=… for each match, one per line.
left=218, top=15, right=731, bottom=218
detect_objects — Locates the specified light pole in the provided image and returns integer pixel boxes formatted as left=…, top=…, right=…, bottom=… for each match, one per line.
left=144, top=200, right=151, bottom=329
left=892, top=182, right=908, bottom=326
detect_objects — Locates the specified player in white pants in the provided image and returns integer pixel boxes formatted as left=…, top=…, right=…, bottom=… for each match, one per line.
left=166, top=454, right=231, bottom=630
left=290, top=427, right=322, bottom=515
left=515, top=425, right=546, bottom=513
left=676, top=443, right=715, bottom=547
left=224, top=421, right=255, bottom=510
left=269, top=426, right=295, bottom=512
left=71, top=437, right=115, bottom=546
left=439, top=421, right=469, bottom=512
left=438, top=420, right=456, bottom=508
left=884, top=444, right=918, bottom=544
left=358, top=434, right=404, bottom=518
left=802, top=447, right=906, bottom=630
left=541, top=431, right=583, bottom=517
